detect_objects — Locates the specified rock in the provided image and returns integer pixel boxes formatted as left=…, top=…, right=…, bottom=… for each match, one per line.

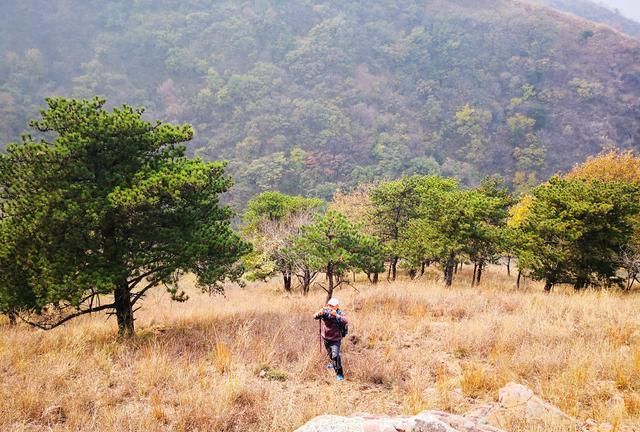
left=294, top=411, right=505, bottom=432
left=463, top=404, right=495, bottom=424
left=583, top=418, right=598, bottom=430
left=468, top=383, right=582, bottom=430
left=597, top=422, right=614, bottom=432
left=583, top=419, right=614, bottom=432
left=297, top=383, right=597, bottom=432
left=42, top=405, right=66, bottom=424
left=606, top=395, right=624, bottom=409
left=618, top=345, right=631, bottom=356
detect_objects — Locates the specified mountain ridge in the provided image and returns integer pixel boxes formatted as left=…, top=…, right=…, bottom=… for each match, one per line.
left=530, top=0, right=640, bottom=36
left=0, top=0, right=639, bottom=206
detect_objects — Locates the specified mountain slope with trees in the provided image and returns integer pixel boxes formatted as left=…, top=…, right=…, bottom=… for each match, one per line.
left=1, top=0, right=640, bottom=206
left=531, top=0, right=640, bottom=36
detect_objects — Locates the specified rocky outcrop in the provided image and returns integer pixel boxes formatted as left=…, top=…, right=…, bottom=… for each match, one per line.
left=296, top=382, right=613, bottom=432
left=465, top=382, right=580, bottom=429
left=294, top=411, right=505, bottom=432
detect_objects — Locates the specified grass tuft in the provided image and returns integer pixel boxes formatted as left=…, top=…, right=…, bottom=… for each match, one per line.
left=213, top=341, right=232, bottom=374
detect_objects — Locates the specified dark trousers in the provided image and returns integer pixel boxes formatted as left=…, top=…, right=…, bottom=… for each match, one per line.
left=323, top=339, right=344, bottom=376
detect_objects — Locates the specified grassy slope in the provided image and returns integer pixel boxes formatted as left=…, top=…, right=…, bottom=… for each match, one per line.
left=0, top=269, right=639, bottom=431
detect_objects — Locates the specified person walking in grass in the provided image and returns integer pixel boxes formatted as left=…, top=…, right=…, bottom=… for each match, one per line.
left=314, top=298, right=349, bottom=381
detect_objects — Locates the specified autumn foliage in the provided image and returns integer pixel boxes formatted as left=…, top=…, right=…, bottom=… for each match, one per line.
left=567, top=150, right=640, bottom=184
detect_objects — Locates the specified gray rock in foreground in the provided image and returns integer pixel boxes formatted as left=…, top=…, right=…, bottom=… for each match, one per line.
left=296, top=382, right=617, bottom=431
left=294, top=410, right=505, bottom=432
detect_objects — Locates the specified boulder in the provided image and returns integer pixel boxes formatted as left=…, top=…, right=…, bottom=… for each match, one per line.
left=498, top=382, right=571, bottom=422
left=465, top=382, right=583, bottom=430
left=297, top=383, right=608, bottom=432
left=295, top=411, right=505, bottom=432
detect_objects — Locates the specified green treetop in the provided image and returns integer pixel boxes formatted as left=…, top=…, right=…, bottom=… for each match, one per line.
left=403, top=179, right=508, bottom=287
left=0, top=97, right=250, bottom=335
left=515, top=177, right=640, bottom=291
left=242, top=191, right=323, bottom=293
left=295, top=210, right=384, bottom=301
left=370, top=175, right=458, bottom=280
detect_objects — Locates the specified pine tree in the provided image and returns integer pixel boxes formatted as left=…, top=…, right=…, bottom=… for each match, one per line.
left=515, top=177, right=640, bottom=290
left=0, top=98, right=251, bottom=335
left=295, top=211, right=383, bottom=301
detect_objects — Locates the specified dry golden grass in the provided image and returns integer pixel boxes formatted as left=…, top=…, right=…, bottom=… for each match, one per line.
left=0, top=267, right=639, bottom=431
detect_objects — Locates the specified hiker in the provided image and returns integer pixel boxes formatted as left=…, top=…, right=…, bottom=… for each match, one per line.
left=314, top=298, right=348, bottom=381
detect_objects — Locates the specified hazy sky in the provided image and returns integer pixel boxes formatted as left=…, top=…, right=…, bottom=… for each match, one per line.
left=597, top=0, right=640, bottom=21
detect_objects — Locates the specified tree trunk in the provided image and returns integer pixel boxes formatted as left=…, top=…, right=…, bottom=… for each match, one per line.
left=445, top=252, right=455, bottom=287
left=421, top=261, right=426, bottom=276
left=626, top=274, right=636, bottom=291
left=476, top=261, right=484, bottom=286
left=506, top=255, right=511, bottom=276
left=471, top=263, right=478, bottom=287
left=301, top=269, right=312, bottom=296
left=283, top=270, right=292, bottom=292
left=114, top=280, right=134, bottom=337
left=7, top=310, right=16, bottom=326
left=326, top=264, right=335, bottom=302
left=391, top=257, right=398, bottom=281
left=516, top=269, right=522, bottom=289
left=409, top=268, right=417, bottom=280
left=544, top=280, right=553, bottom=292
left=367, top=272, right=379, bottom=284
left=574, top=276, right=587, bottom=290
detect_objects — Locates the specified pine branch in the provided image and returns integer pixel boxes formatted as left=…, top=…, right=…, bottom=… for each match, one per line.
left=18, top=303, right=115, bottom=331
left=127, top=268, right=163, bottom=289
left=130, top=281, right=158, bottom=306
left=316, top=282, right=329, bottom=293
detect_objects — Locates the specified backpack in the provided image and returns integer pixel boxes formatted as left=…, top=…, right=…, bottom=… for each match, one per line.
left=337, top=311, right=348, bottom=337
left=339, top=320, right=349, bottom=337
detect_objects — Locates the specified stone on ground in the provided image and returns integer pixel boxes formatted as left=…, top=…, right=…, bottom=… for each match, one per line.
left=296, top=382, right=613, bottom=431
left=294, top=411, right=505, bottom=432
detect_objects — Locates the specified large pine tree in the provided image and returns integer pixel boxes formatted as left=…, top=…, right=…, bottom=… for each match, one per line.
left=0, top=98, right=250, bottom=335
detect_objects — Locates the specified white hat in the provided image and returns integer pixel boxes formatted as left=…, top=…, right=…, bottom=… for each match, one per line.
left=327, top=298, right=340, bottom=307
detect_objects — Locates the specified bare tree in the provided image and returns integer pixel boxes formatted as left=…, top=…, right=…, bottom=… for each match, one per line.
left=620, top=246, right=640, bottom=290
left=256, top=210, right=317, bottom=293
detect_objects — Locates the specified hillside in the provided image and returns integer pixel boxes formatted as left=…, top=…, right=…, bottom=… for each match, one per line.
left=598, top=0, right=640, bottom=22
left=1, top=272, right=639, bottom=431
left=532, top=0, right=640, bottom=36
left=1, top=0, right=640, bottom=206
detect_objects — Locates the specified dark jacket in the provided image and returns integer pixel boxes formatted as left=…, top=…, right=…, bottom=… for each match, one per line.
left=314, top=308, right=348, bottom=341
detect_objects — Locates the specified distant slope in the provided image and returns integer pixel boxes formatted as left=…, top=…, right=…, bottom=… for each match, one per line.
left=597, top=0, right=640, bottom=22
left=530, top=0, right=640, bottom=36
left=1, top=0, right=639, bottom=206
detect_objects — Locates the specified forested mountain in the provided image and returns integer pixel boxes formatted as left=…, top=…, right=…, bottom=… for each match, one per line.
left=1, top=0, right=640, bottom=206
left=532, top=0, right=640, bottom=35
